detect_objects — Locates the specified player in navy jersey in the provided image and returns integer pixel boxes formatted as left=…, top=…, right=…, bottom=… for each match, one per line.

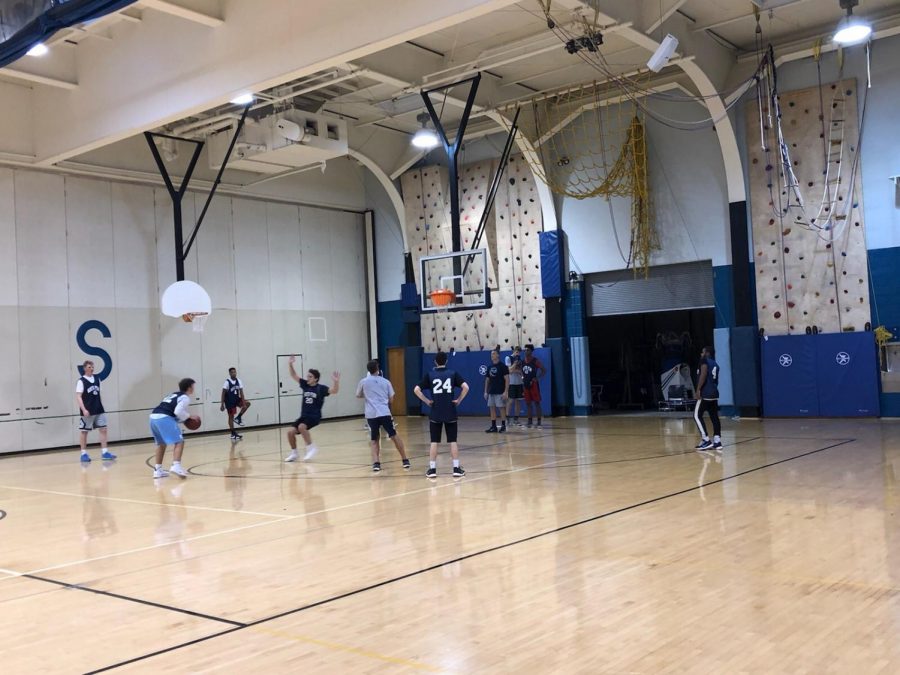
left=75, top=360, right=115, bottom=462
left=484, top=349, right=509, bottom=433
left=284, top=355, right=340, bottom=462
left=220, top=367, right=251, bottom=441
left=149, top=378, right=200, bottom=479
left=414, top=351, right=470, bottom=478
left=694, top=346, right=722, bottom=451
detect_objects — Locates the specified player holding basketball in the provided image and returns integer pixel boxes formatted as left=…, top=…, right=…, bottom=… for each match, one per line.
left=484, top=349, right=509, bottom=433
left=414, top=351, right=470, bottom=478
left=694, top=346, right=722, bottom=451
left=75, top=360, right=116, bottom=462
left=220, top=367, right=250, bottom=441
left=284, top=356, right=340, bottom=462
left=505, top=346, right=525, bottom=427
left=522, top=345, right=546, bottom=429
left=149, top=378, right=200, bottom=479
left=357, top=360, right=409, bottom=472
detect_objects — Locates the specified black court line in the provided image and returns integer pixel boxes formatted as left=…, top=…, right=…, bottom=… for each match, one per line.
left=23, top=573, right=245, bottom=628
left=85, top=437, right=855, bottom=673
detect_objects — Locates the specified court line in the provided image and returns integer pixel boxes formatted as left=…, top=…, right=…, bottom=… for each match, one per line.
left=85, top=438, right=855, bottom=672
left=22, top=573, right=245, bottom=627
left=0, top=484, right=292, bottom=519
left=0, top=456, right=570, bottom=581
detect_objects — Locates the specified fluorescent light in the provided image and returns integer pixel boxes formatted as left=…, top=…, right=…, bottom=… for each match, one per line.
left=26, top=43, right=48, bottom=57
left=833, top=15, right=871, bottom=44
left=412, top=127, right=440, bottom=149
left=229, top=93, right=255, bottom=105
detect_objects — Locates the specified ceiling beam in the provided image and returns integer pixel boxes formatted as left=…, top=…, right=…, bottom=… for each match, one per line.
left=0, top=68, right=78, bottom=89
left=139, top=0, right=224, bottom=27
left=645, top=0, right=690, bottom=35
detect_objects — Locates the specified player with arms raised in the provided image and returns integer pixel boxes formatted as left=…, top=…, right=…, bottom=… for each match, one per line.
left=414, top=351, right=469, bottom=479
left=284, top=356, right=340, bottom=462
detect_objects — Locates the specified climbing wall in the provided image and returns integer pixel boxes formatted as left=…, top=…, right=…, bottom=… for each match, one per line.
left=400, top=155, right=544, bottom=352
left=746, top=79, right=870, bottom=336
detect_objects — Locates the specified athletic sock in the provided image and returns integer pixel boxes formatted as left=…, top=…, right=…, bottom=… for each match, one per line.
left=713, top=435, right=721, bottom=443
left=452, top=459, right=460, bottom=468
left=155, top=463, right=162, bottom=470
left=429, top=460, right=437, bottom=470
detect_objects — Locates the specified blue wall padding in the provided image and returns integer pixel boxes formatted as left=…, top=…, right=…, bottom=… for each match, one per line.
left=569, top=336, right=591, bottom=407
left=815, top=332, right=879, bottom=416
left=546, top=338, right=568, bottom=408
left=730, top=326, right=761, bottom=407
left=539, top=231, right=562, bottom=298
left=761, top=332, right=879, bottom=417
left=713, top=328, right=734, bottom=406
left=418, top=348, right=552, bottom=417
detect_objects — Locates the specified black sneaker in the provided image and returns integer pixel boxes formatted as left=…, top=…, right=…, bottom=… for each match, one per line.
left=696, top=439, right=713, bottom=451
left=231, top=432, right=242, bottom=441
left=234, top=417, right=244, bottom=427
left=499, top=424, right=507, bottom=434
left=526, top=420, right=533, bottom=428
left=452, top=465, right=466, bottom=478
left=713, top=441, right=723, bottom=451
left=372, top=462, right=381, bottom=473
left=485, top=425, right=498, bottom=433
left=402, top=459, right=411, bottom=470
left=425, top=467, right=437, bottom=479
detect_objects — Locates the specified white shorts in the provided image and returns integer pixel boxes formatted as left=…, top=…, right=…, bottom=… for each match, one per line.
left=79, top=413, right=108, bottom=431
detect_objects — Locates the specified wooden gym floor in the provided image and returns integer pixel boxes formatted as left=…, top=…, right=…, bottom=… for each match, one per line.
left=0, top=415, right=898, bottom=673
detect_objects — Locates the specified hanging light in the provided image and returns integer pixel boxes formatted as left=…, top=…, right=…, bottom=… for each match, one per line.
left=833, top=0, right=872, bottom=45
left=411, top=112, right=440, bottom=149
left=26, top=43, right=48, bottom=57
left=229, top=92, right=255, bottom=105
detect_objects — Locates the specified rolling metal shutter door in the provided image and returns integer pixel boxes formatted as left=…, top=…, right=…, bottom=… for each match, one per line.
left=587, top=261, right=714, bottom=316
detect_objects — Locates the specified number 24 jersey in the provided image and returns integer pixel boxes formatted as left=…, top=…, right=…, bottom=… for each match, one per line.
left=418, top=367, right=466, bottom=422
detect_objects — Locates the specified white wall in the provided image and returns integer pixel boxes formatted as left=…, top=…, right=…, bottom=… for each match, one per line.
left=0, top=168, right=369, bottom=453
left=365, top=170, right=406, bottom=302
left=559, top=100, right=730, bottom=275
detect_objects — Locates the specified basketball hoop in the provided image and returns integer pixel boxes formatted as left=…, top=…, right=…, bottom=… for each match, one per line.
left=430, top=288, right=456, bottom=313
left=182, top=312, right=209, bottom=332
left=162, top=280, right=212, bottom=332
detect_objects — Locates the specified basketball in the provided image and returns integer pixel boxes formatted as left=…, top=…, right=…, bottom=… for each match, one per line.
left=184, top=416, right=201, bottom=431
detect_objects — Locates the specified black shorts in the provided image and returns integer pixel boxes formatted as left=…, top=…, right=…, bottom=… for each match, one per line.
left=292, top=417, right=320, bottom=430
left=367, top=416, right=396, bottom=441
left=429, top=420, right=458, bottom=444
left=508, top=384, right=524, bottom=400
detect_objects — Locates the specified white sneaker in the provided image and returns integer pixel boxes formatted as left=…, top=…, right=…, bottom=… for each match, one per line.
left=170, top=464, right=188, bottom=478
left=285, top=450, right=299, bottom=462
left=153, top=468, right=169, bottom=479
left=303, top=446, right=318, bottom=461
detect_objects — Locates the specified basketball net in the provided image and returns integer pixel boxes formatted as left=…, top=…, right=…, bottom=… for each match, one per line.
left=182, top=312, right=209, bottom=332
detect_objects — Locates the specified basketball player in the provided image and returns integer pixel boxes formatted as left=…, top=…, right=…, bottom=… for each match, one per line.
left=484, top=349, right=509, bottom=433
left=505, top=346, right=525, bottom=426
left=694, top=346, right=722, bottom=451
left=220, top=367, right=250, bottom=441
left=149, top=378, right=200, bottom=479
left=284, top=356, right=340, bottom=462
left=414, top=351, right=470, bottom=478
left=356, top=360, right=409, bottom=472
left=522, top=345, right=547, bottom=429
left=75, top=360, right=115, bottom=462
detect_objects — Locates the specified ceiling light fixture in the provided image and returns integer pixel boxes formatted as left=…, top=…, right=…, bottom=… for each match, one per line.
left=833, top=0, right=872, bottom=46
left=26, top=43, right=48, bottom=57
left=411, top=112, right=440, bottom=149
left=229, top=92, right=255, bottom=105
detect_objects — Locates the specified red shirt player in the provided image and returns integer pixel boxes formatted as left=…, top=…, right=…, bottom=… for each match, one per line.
left=521, top=345, right=547, bottom=429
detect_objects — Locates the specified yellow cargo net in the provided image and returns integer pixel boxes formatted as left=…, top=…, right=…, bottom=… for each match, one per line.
left=498, top=82, right=656, bottom=275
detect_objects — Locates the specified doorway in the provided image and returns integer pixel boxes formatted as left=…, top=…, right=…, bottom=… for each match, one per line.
left=587, top=308, right=715, bottom=411
left=387, top=347, right=406, bottom=416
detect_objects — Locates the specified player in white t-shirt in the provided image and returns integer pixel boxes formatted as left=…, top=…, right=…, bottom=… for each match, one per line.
left=75, top=360, right=115, bottom=462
